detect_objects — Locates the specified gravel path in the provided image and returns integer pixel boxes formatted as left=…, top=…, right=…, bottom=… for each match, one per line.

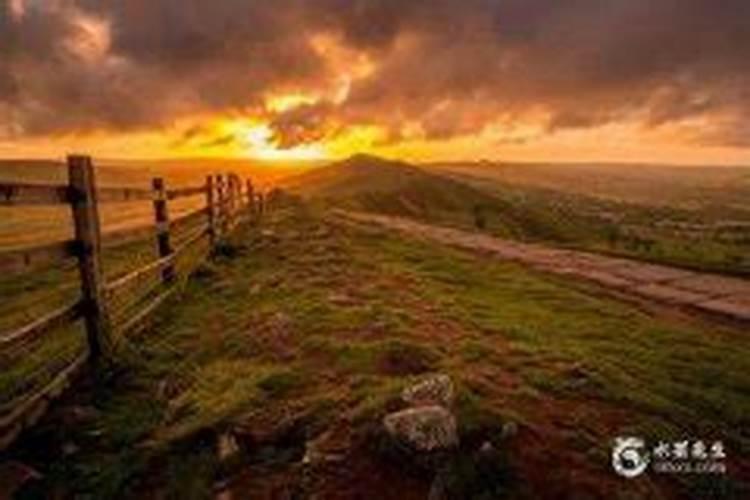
left=339, top=211, right=750, bottom=323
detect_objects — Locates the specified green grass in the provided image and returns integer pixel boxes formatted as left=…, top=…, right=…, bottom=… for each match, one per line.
left=9, top=204, right=749, bottom=499
left=0, top=219, right=211, bottom=406
left=283, top=155, right=750, bottom=275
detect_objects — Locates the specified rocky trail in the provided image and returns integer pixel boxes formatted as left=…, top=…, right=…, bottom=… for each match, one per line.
left=339, top=211, right=750, bottom=324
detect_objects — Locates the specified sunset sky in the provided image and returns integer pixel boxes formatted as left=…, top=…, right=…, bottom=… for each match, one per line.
left=1, top=0, right=749, bottom=165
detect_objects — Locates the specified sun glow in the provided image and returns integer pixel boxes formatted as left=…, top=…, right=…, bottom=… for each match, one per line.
left=235, top=122, right=328, bottom=161
left=265, top=93, right=319, bottom=113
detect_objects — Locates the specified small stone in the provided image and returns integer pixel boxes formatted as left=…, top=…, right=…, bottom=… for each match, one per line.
left=302, top=427, right=350, bottom=466
left=383, top=406, right=459, bottom=452
left=402, top=375, right=455, bottom=408
left=479, top=441, right=495, bottom=455
left=217, top=433, right=240, bottom=461
left=501, top=421, right=519, bottom=439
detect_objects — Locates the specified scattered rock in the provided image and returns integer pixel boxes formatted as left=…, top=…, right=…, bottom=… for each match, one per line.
left=156, top=380, right=171, bottom=401
left=156, top=377, right=187, bottom=401
left=302, top=428, right=350, bottom=466
left=383, top=406, right=459, bottom=452
left=501, top=421, right=519, bottom=439
left=217, top=432, right=240, bottom=462
left=402, top=374, right=455, bottom=408
left=479, top=441, right=495, bottom=456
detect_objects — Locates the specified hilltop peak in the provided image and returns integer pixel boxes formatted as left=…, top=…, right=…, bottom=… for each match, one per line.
left=344, top=153, right=384, bottom=163
left=337, top=153, right=409, bottom=169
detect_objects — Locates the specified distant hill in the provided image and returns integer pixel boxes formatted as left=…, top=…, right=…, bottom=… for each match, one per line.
left=281, top=154, right=601, bottom=241
left=281, top=154, right=502, bottom=220
left=431, top=161, right=750, bottom=214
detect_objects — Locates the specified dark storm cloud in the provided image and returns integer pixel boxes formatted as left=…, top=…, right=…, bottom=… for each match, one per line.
left=1, top=0, right=749, bottom=146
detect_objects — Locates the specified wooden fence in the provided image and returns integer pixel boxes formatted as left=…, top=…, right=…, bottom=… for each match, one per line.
left=0, top=155, right=263, bottom=450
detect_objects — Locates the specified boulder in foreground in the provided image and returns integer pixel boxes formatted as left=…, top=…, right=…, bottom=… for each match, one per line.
left=383, top=406, right=459, bottom=452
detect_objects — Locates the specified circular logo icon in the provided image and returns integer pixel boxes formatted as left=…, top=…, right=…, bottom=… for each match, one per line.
left=612, top=437, right=650, bottom=478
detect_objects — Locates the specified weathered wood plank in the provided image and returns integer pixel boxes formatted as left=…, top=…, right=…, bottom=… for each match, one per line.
left=115, top=287, right=175, bottom=339
left=96, top=186, right=153, bottom=203
left=172, top=206, right=210, bottom=232
left=206, top=176, right=217, bottom=248
left=0, top=301, right=82, bottom=352
left=0, top=182, right=69, bottom=206
left=101, top=223, right=155, bottom=249
left=167, top=185, right=207, bottom=200
left=0, top=352, right=87, bottom=440
left=0, top=239, right=77, bottom=275
left=173, top=224, right=209, bottom=256
left=104, top=253, right=175, bottom=296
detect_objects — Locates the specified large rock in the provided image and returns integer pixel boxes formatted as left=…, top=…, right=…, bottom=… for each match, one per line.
left=383, top=406, right=459, bottom=452
left=402, top=375, right=454, bottom=408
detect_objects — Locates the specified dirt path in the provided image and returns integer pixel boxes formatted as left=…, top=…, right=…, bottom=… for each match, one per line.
left=338, top=211, right=750, bottom=323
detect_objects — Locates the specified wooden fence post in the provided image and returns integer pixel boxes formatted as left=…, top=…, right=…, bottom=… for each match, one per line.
left=206, top=175, right=217, bottom=248
left=227, top=174, right=234, bottom=228
left=228, top=174, right=237, bottom=229
left=235, top=175, right=242, bottom=211
left=152, top=178, right=175, bottom=284
left=68, top=155, right=112, bottom=362
left=256, top=192, right=265, bottom=216
left=246, top=179, right=255, bottom=214
left=216, top=174, right=226, bottom=236
left=233, top=174, right=239, bottom=219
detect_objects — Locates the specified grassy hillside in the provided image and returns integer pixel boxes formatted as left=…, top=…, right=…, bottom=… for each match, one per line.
left=282, top=154, right=500, bottom=224
left=9, top=205, right=748, bottom=498
left=432, top=161, right=750, bottom=215
left=283, top=156, right=750, bottom=275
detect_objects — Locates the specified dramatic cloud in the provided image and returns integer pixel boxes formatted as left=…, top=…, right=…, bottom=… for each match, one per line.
left=1, top=0, right=749, bottom=150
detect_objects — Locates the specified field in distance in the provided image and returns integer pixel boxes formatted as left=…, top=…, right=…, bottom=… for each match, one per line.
left=282, top=155, right=750, bottom=275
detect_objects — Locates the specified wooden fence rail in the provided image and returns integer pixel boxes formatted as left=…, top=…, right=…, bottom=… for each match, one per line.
left=0, top=155, right=259, bottom=450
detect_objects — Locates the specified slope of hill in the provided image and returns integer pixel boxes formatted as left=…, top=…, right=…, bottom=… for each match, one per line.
left=281, top=155, right=749, bottom=274
left=281, top=154, right=521, bottom=231
left=432, top=161, right=750, bottom=216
